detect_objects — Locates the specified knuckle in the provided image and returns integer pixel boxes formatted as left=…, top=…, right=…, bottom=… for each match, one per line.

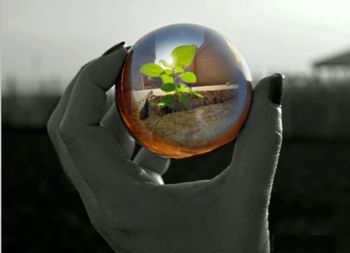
left=89, top=214, right=104, bottom=231
left=58, top=117, right=89, bottom=149
left=46, top=115, right=59, bottom=141
left=46, top=116, right=55, bottom=136
left=58, top=117, right=79, bottom=141
left=58, top=121, right=70, bottom=139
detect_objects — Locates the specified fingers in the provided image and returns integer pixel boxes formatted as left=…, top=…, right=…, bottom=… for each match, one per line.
left=62, top=41, right=127, bottom=127
left=133, top=147, right=171, bottom=175
left=57, top=42, right=141, bottom=190
left=47, top=66, right=112, bottom=235
left=100, top=104, right=135, bottom=159
left=47, top=43, right=149, bottom=243
left=216, top=74, right=283, bottom=206
left=47, top=63, right=88, bottom=140
left=47, top=64, right=88, bottom=186
left=100, top=104, right=171, bottom=175
left=99, top=103, right=170, bottom=181
left=100, top=104, right=170, bottom=182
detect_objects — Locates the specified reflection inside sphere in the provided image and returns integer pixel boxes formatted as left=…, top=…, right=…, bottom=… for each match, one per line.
left=116, top=24, right=252, bottom=159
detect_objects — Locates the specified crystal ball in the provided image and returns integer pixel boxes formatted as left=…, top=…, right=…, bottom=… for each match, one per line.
left=116, top=24, right=252, bottom=159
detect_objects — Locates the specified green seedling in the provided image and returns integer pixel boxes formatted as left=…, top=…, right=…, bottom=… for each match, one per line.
left=139, top=44, right=205, bottom=110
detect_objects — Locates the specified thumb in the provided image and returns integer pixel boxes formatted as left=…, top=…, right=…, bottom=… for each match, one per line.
left=216, top=74, right=284, bottom=208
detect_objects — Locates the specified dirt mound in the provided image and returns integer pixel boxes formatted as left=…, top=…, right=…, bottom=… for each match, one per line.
left=143, top=98, right=237, bottom=147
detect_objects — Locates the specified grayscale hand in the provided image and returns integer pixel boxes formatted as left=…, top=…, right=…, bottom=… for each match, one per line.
left=47, top=42, right=283, bottom=253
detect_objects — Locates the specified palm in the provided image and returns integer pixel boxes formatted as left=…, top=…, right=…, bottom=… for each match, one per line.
left=96, top=165, right=269, bottom=253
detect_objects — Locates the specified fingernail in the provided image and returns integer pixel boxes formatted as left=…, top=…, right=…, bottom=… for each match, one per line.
left=102, top=41, right=125, bottom=56
left=268, top=73, right=284, bottom=106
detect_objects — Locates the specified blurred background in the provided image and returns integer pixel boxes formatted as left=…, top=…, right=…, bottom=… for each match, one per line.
left=2, top=0, right=350, bottom=252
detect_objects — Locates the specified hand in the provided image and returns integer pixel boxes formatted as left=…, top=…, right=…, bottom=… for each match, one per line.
left=47, top=42, right=283, bottom=253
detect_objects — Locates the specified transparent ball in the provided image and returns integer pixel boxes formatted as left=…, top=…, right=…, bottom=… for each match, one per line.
left=116, top=24, right=252, bottom=159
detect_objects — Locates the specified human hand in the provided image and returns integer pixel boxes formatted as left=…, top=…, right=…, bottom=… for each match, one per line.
left=47, top=42, right=283, bottom=253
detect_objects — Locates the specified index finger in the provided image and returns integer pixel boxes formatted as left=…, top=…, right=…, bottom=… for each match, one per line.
left=58, top=43, right=141, bottom=188
left=62, top=41, right=127, bottom=127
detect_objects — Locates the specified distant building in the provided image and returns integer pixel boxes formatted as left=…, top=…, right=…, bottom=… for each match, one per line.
left=313, top=49, right=350, bottom=80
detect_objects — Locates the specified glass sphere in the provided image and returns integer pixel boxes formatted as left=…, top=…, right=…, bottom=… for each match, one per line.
left=116, top=24, right=252, bottom=159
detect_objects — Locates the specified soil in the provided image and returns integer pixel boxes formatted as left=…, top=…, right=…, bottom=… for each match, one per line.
left=131, top=85, right=240, bottom=147
left=141, top=92, right=238, bottom=147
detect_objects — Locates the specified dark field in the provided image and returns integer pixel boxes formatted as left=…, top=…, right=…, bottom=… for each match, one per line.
left=2, top=79, right=350, bottom=252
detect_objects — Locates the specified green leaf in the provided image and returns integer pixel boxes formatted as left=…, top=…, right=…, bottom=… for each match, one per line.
left=177, top=83, right=190, bottom=93
left=160, top=74, right=174, bottom=84
left=180, top=71, right=197, bottom=83
left=174, top=66, right=184, bottom=73
left=160, top=83, right=176, bottom=92
left=140, top=63, right=164, bottom=77
left=165, top=69, right=173, bottom=75
left=160, top=59, right=173, bottom=68
left=171, top=44, right=197, bottom=67
left=163, top=94, right=174, bottom=103
left=189, top=87, right=204, bottom=98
